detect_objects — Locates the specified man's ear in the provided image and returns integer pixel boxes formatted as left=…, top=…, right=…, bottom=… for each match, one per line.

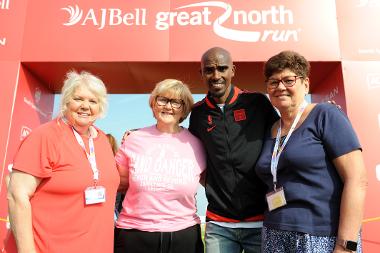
left=232, top=65, right=236, bottom=77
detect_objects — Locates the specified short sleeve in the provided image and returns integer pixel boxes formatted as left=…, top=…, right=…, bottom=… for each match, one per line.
left=318, top=105, right=361, bottom=159
left=12, top=127, right=56, bottom=178
left=190, top=133, right=207, bottom=173
left=115, top=141, right=129, bottom=169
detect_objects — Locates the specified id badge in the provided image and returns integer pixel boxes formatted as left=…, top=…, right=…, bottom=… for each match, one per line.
left=266, top=186, right=287, bottom=211
left=85, top=186, right=106, bottom=205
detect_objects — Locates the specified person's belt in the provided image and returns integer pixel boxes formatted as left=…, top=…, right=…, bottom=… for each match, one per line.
left=206, top=210, right=264, bottom=222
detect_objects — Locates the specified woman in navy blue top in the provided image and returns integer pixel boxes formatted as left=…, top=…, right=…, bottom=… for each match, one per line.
left=255, top=51, right=367, bottom=253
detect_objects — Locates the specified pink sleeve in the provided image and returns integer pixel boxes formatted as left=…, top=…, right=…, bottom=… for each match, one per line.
left=195, top=139, right=207, bottom=173
left=115, top=142, right=129, bottom=168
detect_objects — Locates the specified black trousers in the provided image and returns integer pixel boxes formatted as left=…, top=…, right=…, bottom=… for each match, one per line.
left=114, top=224, right=204, bottom=253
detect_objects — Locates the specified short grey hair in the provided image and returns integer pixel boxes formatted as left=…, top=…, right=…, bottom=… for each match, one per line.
left=59, top=70, right=108, bottom=118
left=149, top=79, right=194, bottom=123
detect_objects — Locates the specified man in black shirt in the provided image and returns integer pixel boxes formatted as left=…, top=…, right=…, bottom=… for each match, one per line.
left=189, top=47, right=278, bottom=253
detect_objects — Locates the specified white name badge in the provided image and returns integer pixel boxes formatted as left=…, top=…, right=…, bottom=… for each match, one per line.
left=85, top=186, right=106, bottom=205
left=266, top=187, right=287, bottom=211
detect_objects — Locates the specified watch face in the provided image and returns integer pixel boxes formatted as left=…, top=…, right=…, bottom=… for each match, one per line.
left=346, top=241, right=358, bottom=251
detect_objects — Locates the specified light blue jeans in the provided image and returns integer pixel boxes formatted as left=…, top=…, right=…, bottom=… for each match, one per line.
left=205, top=222, right=262, bottom=253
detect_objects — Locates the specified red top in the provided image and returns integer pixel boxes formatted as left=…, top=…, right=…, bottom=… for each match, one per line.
left=8, top=118, right=119, bottom=253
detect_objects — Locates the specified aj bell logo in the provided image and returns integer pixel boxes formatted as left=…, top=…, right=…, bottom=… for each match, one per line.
left=0, top=0, right=10, bottom=9
left=62, top=5, right=83, bottom=25
left=356, top=0, right=380, bottom=7
left=61, top=2, right=300, bottom=42
left=367, top=73, right=380, bottom=89
left=20, top=126, right=32, bottom=141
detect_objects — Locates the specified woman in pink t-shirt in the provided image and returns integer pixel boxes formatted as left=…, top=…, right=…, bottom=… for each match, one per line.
left=114, top=79, right=206, bottom=253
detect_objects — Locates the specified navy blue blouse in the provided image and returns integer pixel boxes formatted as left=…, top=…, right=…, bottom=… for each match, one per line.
left=255, top=103, right=361, bottom=236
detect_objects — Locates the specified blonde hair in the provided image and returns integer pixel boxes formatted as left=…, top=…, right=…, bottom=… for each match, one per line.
left=106, top=133, right=118, bottom=155
left=59, top=70, right=108, bottom=118
left=149, top=79, right=194, bottom=123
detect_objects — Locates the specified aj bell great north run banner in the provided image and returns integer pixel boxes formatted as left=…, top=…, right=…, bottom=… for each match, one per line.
left=19, top=0, right=341, bottom=61
left=1, top=0, right=380, bottom=252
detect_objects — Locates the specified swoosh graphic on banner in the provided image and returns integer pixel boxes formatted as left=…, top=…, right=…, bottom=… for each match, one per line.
left=177, top=1, right=261, bottom=42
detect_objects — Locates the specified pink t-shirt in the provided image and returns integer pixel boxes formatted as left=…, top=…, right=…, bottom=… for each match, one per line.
left=115, top=125, right=206, bottom=232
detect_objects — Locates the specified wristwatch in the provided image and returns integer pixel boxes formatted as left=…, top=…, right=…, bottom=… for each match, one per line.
left=337, top=238, right=358, bottom=252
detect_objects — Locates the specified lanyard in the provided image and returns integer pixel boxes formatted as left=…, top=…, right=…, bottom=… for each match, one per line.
left=72, top=127, right=99, bottom=184
left=270, top=100, right=308, bottom=190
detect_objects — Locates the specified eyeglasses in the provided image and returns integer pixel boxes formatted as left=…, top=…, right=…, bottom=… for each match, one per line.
left=266, top=76, right=302, bottom=89
left=156, top=96, right=184, bottom=109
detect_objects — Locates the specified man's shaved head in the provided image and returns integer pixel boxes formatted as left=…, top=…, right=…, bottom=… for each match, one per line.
left=201, top=47, right=233, bottom=65
left=200, top=47, right=235, bottom=103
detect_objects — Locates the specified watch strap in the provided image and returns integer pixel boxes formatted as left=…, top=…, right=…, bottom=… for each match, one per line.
left=337, top=238, right=358, bottom=252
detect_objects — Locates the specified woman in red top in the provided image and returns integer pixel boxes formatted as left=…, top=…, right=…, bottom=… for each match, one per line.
left=7, top=71, right=119, bottom=253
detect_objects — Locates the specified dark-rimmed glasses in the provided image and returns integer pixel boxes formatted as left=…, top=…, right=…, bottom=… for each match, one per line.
left=266, top=76, right=302, bottom=89
left=156, top=96, right=183, bottom=109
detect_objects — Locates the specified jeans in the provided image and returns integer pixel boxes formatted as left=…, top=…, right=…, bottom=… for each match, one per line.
left=205, top=222, right=261, bottom=253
